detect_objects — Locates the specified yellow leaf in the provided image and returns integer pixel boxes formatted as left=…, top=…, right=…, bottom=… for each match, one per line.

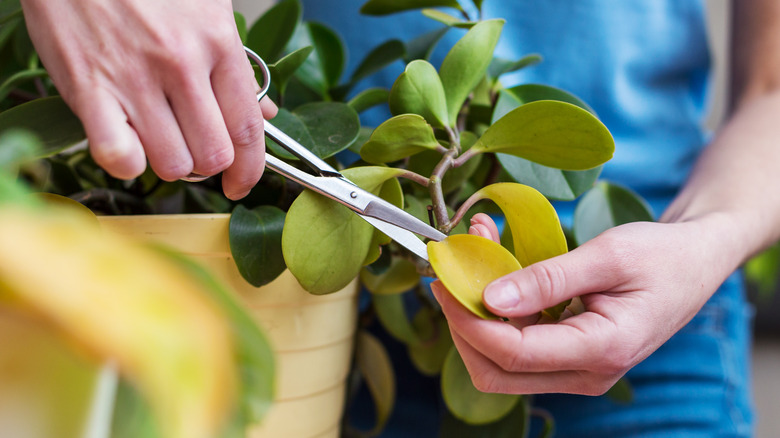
left=0, top=207, right=236, bottom=438
left=428, top=234, right=521, bottom=319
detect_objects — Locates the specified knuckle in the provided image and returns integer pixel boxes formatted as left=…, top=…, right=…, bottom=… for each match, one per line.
left=470, top=369, right=502, bottom=394
left=526, top=262, right=566, bottom=305
left=194, top=146, right=234, bottom=176
left=230, top=120, right=264, bottom=150
left=153, top=160, right=193, bottom=182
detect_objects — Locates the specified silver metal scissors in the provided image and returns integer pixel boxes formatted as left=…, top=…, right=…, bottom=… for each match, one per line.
left=189, top=47, right=445, bottom=260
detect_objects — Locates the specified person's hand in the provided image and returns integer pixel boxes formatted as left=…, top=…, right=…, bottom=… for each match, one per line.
left=20, top=0, right=277, bottom=199
left=431, top=212, right=741, bottom=395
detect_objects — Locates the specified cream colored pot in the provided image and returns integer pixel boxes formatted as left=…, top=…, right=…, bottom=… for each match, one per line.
left=98, top=214, right=359, bottom=438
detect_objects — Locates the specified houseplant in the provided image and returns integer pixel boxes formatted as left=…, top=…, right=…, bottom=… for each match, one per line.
left=0, top=0, right=653, bottom=436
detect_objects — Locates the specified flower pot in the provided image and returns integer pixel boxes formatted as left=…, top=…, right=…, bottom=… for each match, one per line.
left=98, top=214, right=359, bottom=438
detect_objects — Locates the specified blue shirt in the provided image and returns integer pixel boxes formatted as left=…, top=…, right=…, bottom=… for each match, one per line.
left=302, top=0, right=712, bottom=208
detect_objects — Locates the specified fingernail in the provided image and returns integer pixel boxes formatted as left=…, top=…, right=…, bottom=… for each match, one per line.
left=484, top=280, right=520, bottom=310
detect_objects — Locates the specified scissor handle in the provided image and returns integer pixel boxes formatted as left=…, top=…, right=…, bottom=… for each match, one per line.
left=244, top=46, right=271, bottom=102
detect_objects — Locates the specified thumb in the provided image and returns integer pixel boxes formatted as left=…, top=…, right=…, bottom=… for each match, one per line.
left=483, top=246, right=614, bottom=318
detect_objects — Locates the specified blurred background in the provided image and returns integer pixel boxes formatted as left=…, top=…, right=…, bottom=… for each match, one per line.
left=233, top=1, right=779, bottom=436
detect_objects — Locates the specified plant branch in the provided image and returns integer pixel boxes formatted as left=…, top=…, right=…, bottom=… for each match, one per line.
left=452, top=148, right=479, bottom=168
left=447, top=190, right=484, bottom=233
left=397, top=170, right=430, bottom=187
left=429, top=151, right=455, bottom=229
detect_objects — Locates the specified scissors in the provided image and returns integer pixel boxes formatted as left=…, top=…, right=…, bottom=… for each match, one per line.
left=186, top=47, right=445, bottom=261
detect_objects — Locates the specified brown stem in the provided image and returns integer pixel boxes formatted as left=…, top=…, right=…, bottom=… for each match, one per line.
left=429, top=152, right=454, bottom=229
left=452, top=148, right=479, bottom=168
left=447, top=191, right=484, bottom=233
left=397, top=170, right=430, bottom=187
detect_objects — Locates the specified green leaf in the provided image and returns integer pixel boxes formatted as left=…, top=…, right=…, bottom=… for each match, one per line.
left=372, top=293, right=419, bottom=344
left=441, top=347, right=521, bottom=424
left=354, top=331, right=396, bottom=437
left=408, top=308, right=453, bottom=376
left=361, top=257, right=420, bottom=294
left=0, top=68, right=48, bottom=101
left=440, top=396, right=530, bottom=438
left=745, top=243, right=780, bottom=301
left=12, top=18, right=35, bottom=68
left=233, top=12, right=247, bottom=44
left=472, top=100, right=614, bottom=170
left=0, top=97, right=86, bottom=156
left=347, top=87, right=390, bottom=114
left=0, top=0, right=21, bottom=24
left=360, top=0, right=462, bottom=15
left=605, top=377, right=634, bottom=404
left=404, top=26, right=449, bottom=62
left=229, top=205, right=286, bottom=287
left=421, top=9, right=477, bottom=28
left=573, top=181, right=653, bottom=245
left=439, top=19, right=504, bottom=124
left=290, top=21, right=345, bottom=97
left=0, top=15, right=21, bottom=51
left=266, top=102, right=360, bottom=159
left=389, top=59, right=449, bottom=128
left=268, top=46, right=313, bottom=97
left=246, top=0, right=301, bottom=62
left=487, top=54, right=543, bottom=79
left=493, top=85, right=595, bottom=121
left=350, top=39, right=406, bottom=84
left=282, top=167, right=405, bottom=294
left=360, top=114, right=440, bottom=164
left=497, top=154, right=602, bottom=201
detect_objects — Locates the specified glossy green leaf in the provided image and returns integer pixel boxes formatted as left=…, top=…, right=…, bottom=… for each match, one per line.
left=497, top=153, right=602, bottom=201
left=266, top=102, right=360, bottom=159
left=360, top=0, right=462, bottom=15
left=354, top=331, right=396, bottom=437
left=246, top=0, right=301, bottom=62
left=233, top=12, right=247, bottom=44
left=360, top=114, right=440, bottom=164
left=350, top=39, right=406, bottom=84
left=472, top=183, right=568, bottom=267
left=283, top=167, right=404, bottom=294
left=347, top=87, right=390, bottom=114
left=428, top=234, right=521, bottom=319
left=290, top=21, right=345, bottom=96
left=472, top=100, right=614, bottom=170
left=439, top=19, right=504, bottom=124
left=405, top=27, right=449, bottom=62
left=421, top=9, right=477, bottom=28
left=372, top=293, right=419, bottom=345
left=361, top=257, right=420, bottom=295
left=229, top=205, right=286, bottom=287
left=488, top=54, right=543, bottom=80
left=0, top=97, right=86, bottom=157
left=573, top=181, right=654, bottom=245
left=442, top=347, right=522, bottom=424
left=440, top=395, right=530, bottom=438
left=493, top=85, right=595, bottom=121
left=348, top=126, right=375, bottom=154
left=389, top=59, right=449, bottom=128
left=408, top=308, right=453, bottom=376
left=268, top=46, right=313, bottom=97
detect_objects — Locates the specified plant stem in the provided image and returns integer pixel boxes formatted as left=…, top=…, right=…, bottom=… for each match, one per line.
left=447, top=190, right=484, bottom=234
left=397, top=170, right=430, bottom=187
left=452, top=148, right=478, bottom=168
left=429, top=151, right=455, bottom=229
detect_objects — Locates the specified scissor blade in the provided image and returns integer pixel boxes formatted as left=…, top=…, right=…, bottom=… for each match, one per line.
left=360, top=215, right=431, bottom=261
left=363, top=200, right=446, bottom=242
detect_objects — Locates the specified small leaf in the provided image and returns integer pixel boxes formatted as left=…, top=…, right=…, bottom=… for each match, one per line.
left=405, top=26, right=449, bottom=62
left=282, top=167, right=404, bottom=294
left=361, top=257, right=420, bottom=295
left=290, top=21, right=345, bottom=96
left=441, top=347, right=521, bottom=424
left=266, top=102, right=360, bottom=159
left=408, top=308, right=453, bottom=376
left=428, top=234, right=521, bottom=320
left=350, top=39, right=406, bottom=84
left=246, top=0, right=301, bottom=62
left=389, top=59, right=449, bottom=128
left=471, top=183, right=568, bottom=267
left=573, top=181, right=653, bottom=245
left=360, top=0, right=462, bottom=15
left=229, top=205, right=286, bottom=287
left=360, top=114, right=440, bottom=164
left=268, top=46, right=313, bottom=97
left=472, top=100, right=614, bottom=170
left=421, top=8, right=477, bottom=28
left=372, top=293, right=419, bottom=345
left=354, top=331, right=396, bottom=437
left=439, top=19, right=504, bottom=124
left=347, top=87, right=390, bottom=114
left=0, top=97, right=86, bottom=157
left=487, top=54, right=543, bottom=80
